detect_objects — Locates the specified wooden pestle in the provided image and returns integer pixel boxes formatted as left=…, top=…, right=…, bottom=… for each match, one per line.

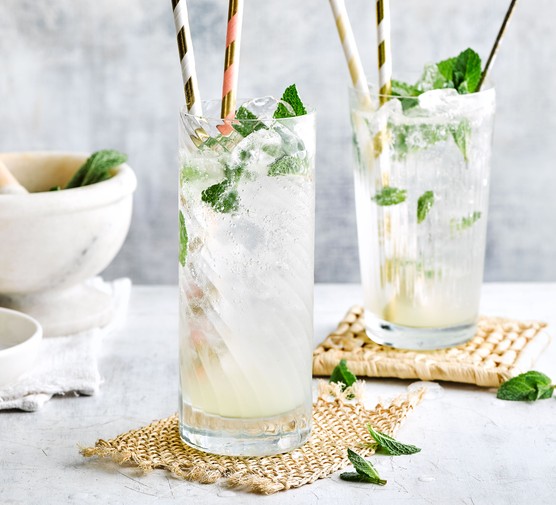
left=0, top=160, right=28, bottom=194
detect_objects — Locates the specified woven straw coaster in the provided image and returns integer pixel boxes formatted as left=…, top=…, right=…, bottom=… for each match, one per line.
left=82, top=383, right=423, bottom=494
left=313, top=306, right=550, bottom=387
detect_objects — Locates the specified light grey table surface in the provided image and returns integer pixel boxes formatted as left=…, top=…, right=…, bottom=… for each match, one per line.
left=1, top=284, right=555, bottom=505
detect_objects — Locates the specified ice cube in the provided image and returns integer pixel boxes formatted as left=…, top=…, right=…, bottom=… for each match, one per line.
left=362, top=98, right=403, bottom=136
left=415, top=88, right=460, bottom=115
left=241, top=96, right=295, bottom=120
left=229, top=128, right=284, bottom=175
left=272, top=121, right=307, bottom=158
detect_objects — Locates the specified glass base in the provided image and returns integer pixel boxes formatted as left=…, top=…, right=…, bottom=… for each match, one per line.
left=179, top=402, right=311, bottom=456
left=365, top=309, right=476, bottom=350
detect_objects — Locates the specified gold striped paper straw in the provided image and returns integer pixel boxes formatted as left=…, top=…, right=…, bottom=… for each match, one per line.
left=478, top=0, right=519, bottom=91
left=328, top=0, right=372, bottom=108
left=172, top=0, right=202, bottom=116
left=376, top=0, right=392, bottom=104
left=375, top=0, right=392, bottom=183
left=221, top=0, right=244, bottom=121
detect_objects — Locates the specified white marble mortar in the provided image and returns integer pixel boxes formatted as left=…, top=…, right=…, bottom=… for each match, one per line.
left=0, top=152, right=137, bottom=336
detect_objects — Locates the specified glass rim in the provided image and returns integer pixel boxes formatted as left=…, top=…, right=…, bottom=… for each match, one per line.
left=349, top=83, right=495, bottom=103
left=180, top=98, right=316, bottom=122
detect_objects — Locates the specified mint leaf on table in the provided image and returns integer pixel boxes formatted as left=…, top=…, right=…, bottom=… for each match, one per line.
left=268, top=155, right=305, bottom=176
left=417, top=190, right=435, bottom=224
left=65, top=149, right=127, bottom=189
left=372, top=186, right=407, bottom=206
left=367, top=425, right=421, bottom=456
left=201, top=179, right=239, bottom=213
left=274, top=84, right=307, bottom=119
left=179, top=211, right=188, bottom=267
left=330, top=359, right=357, bottom=391
left=497, top=371, right=555, bottom=401
left=340, top=449, right=387, bottom=485
left=233, top=106, right=265, bottom=137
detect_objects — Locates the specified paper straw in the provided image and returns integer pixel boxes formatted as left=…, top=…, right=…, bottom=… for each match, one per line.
left=478, top=0, right=519, bottom=91
left=376, top=0, right=392, bottom=104
left=328, top=0, right=372, bottom=108
left=220, top=0, right=244, bottom=120
left=375, top=0, right=392, bottom=185
left=172, top=0, right=202, bottom=116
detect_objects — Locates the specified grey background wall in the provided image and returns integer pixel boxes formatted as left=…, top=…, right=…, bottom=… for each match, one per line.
left=1, top=0, right=554, bottom=284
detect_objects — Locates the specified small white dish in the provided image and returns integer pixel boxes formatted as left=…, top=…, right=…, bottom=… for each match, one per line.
left=0, top=308, right=42, bottom=387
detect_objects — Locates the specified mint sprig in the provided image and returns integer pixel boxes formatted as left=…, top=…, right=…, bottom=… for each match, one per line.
left=179, top=211, right=188, bottom=267
left=450, top=48, right=483, bottom=94
left=274, top=84, right=307, bottom=119
left=367, top=425, right=421, bottom=456
left=65, top=149, right=127, bottom=189
left=329, top=359, right=357, bottom=391
left=497, top=371, right=555, bottom=401
left=417, top=190, right=435, bottom=224
left=340, top=449, right=387, bottom=485
left=372, top=187, right=407, bottom=206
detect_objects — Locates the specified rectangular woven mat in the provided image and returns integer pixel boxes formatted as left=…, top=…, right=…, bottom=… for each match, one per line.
left=82, top=383, right=423, bottom=494
left=313, top=306, right=550, bottom=387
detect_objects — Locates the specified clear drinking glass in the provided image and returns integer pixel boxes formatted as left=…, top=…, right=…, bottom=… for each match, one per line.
left=350, top=87, right=496, bottom=350
left=178, top=98, right=315, bottom=456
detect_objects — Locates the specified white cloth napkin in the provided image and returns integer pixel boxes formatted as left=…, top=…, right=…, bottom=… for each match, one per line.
left=0, top=278, right=131, bottom=412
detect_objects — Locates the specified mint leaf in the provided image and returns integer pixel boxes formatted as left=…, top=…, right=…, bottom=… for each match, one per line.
left=341, top=449, right=387, bottom=485
left=330, top=359, right=357, bottom=391
left=417, top=190, right=434, bottom=224
left=180, top=164, right=204, bottom=185
left=391, top=79, right=420, bottom=111
left=367, top=425, right=421, bottom=456
left=274, top=84, right=307, bottom=119
left=391, top=123, right=450, bottom=160
left=452, top=48, right=482, bottom=94
left=65, top=149, right=127, bottom=189
left=179, top=211, right=188, bottom=267
left=415, top=60, right=454, bottom=93
left=339, top=472, right=382, bottom=483
left=201, top=180, right=239, bottom=213
left=268, top=155, right=305, bottom=176
left=451, top=211, right=481, bottom=232
left=372, top=187, right=407, bottom=206
left=497, top=371, right=555, bottom=401
left=437, top=57, right=455, bottom=83
left=233, top=106, right=265, bottom=137
left=451, top=120, right=472, bottom=161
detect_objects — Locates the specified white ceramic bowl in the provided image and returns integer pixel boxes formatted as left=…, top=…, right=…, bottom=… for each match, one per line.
left=0, top=307, right=42, bottom=386
left=0, top=152, right=137, bottom=336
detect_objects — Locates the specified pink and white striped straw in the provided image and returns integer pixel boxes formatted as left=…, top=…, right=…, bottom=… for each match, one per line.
left=220, top=0, right=244, bottom=122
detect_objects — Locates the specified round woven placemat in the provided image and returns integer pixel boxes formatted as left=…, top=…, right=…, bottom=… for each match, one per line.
left=313, top=306, right=550, bottom=387
left=82, top=382, right=423, bottom=494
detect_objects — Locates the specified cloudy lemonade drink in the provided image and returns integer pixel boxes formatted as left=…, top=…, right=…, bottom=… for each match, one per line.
left=178, top=92, right=315, bottom=456
left=350, top=50, right=496, bottom=350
